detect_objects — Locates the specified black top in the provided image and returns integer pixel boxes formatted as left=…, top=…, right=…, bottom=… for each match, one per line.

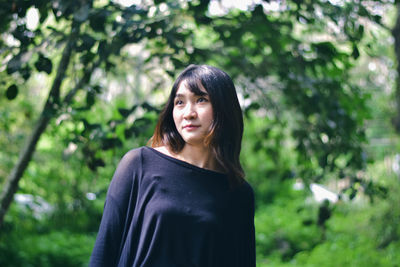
left=89, top=146, right=255, bottom=267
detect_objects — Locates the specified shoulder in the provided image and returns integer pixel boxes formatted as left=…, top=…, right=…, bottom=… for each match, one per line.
left=114, top=146, right=152, bottom=179
left=233, top=180, right=255, bottom=209
left=236, top=180, right=254, bottom=197
left=238, top=181, right=255, bottom=221
left=111, top=147, right=144, bottom=177
left=107, top=147, right=146, bottom=197
left=120, top=146, right=145, bottom=164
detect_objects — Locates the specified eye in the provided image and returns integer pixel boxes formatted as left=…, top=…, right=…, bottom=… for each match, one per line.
left=175, top=99, right=184, bottom=106
left=197, top=97, right=208, bottom=103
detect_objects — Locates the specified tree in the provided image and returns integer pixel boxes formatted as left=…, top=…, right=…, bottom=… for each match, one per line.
left=0, top=0, right=393, bottom=227
left=392, top=3, right=400, bottom=132
left=0, top=0, right=175, bottom=226
left=0, top=0, right=86, bottom=226
left=181, top=0, right=390, bottom=198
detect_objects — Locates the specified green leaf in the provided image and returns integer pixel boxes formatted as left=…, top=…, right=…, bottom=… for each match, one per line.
left=118, top=108, right=131, bottom=118
left=142, top=102, right=159, bottom=112
left=6, top=55, right=22, bottom=74
left=20, top=65, right=32, bottom=80
left=38, top=5, right=49, bottom=23
left=98, top=40, right=108, bottom=59
left=313, top=42, right=338, bottom=60
left=124, top=127, right=133, bottom=139
left=12, top=25, right=32, bottom=45
left=74, top=4, right=90, bottom=22
left=6, top=84, right=18, bottom=100
left=77, top=34, right=96, bottom=52
left=88, top=157, right=105, bottom=171
left=86, top=91, right=95, bottom=108
left=80, top=51, right=96, bottom=65
left=101, top=137, right=123, bottom=150
left=352, top=44, right=360, bottom=59
left=34, top=53, right=53, bottom=74
left=89, top=9, right=109, bottom=32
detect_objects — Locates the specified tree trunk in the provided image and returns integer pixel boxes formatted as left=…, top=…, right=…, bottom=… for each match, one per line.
left=392, top=4, right=400, bottom=133
left=0, top=21, right=81, bottom=228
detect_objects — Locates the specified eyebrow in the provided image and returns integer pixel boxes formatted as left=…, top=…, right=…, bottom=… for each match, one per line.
left=175, top=91, right=208, bottom=98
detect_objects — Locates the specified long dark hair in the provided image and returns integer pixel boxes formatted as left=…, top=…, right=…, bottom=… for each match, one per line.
left=151, top=64, right=245, bottom=186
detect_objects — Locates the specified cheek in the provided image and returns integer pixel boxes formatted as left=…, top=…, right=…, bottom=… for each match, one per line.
left=209, top=105, right=214, bottom=119
left=172, top=109, right=180, bottom=126
left=203, top=107, right=214, bottom=125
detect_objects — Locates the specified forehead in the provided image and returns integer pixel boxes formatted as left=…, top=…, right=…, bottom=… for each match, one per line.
left=175, top=80, right=208, bottom=97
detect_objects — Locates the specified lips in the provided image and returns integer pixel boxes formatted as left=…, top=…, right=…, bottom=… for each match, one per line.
left=183, top=124, right=200, bottom=130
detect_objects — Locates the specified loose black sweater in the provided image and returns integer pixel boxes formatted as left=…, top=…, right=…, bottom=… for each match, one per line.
left=89, top=146, right=255, bottom=267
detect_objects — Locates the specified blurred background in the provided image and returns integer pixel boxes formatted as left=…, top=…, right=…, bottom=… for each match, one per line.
left=0, top=0, right=399, bottom=266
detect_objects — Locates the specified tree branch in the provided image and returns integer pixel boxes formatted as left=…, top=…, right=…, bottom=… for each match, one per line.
left=392, top=4, right=400, bottom=133
left=0, top=20, right=81, bottom=228
left=62, top=58, right=102, bottom=106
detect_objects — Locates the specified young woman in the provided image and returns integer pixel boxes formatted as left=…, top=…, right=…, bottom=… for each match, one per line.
left=89, top=65, right=255, bottom=267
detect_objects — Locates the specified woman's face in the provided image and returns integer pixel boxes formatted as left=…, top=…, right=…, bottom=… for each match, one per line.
left=172, top=80, right=214, bottom=148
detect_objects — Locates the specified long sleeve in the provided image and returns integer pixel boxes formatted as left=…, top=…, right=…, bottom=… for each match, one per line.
left=236, top=181, right=256, bottom=266
left=89, top=149, right=142, bottom=267
left=89, top=196, right=124, bottom=267
left=247, top=184, right=256, bottom=267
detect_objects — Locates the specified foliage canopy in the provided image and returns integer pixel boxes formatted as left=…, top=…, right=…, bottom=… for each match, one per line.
left=0, top=0, right=399, bottom=265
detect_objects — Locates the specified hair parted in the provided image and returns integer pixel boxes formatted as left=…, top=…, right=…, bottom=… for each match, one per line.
left=150, top=64, right=245, bottom=186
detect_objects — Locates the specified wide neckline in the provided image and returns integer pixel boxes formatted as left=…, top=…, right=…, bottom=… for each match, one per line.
left=145, top=146, right=226, bottom=176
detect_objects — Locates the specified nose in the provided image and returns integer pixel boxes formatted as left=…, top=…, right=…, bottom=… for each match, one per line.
left=183, top=103, right=197, bottom=120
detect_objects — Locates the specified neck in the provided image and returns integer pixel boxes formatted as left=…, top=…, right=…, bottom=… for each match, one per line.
left=175, top=144, right=219, bottom=172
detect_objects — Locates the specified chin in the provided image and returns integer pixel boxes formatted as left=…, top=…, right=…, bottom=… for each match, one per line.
left=182, top=137, right=206, bottom=147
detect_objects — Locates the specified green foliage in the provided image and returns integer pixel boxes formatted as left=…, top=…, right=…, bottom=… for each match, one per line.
left=254, top=170, right=400, bottom=266
left=1, top=0, right=399, bottom=266
left=0, top=0, right=379, bottom=201
left=178, top=0, right=374, bottom=191
left=255, top=181, right=322, bottom=264
left=0, top=230, right=94, bottom=267
left=292, top=188, right=400, bottom=266
left=242, top=112, right=297, bottom=205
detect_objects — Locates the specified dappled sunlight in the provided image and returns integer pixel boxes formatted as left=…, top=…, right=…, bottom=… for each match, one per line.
left=1, top=0, right=399, bottom=266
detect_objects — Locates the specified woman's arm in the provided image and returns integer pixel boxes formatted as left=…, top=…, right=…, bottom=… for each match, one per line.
left=89, top=195, right=125, bottom=266
left=89, top=149, right=142, bottom=267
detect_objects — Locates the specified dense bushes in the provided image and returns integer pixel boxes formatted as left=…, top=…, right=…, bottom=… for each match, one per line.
left=253, top=162, right=400, bottom=266
left=0, top=230, right=95, bottom=267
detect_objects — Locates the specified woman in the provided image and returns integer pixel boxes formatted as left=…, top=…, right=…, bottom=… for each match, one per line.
left=89, top=65, right=255, bottom=267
